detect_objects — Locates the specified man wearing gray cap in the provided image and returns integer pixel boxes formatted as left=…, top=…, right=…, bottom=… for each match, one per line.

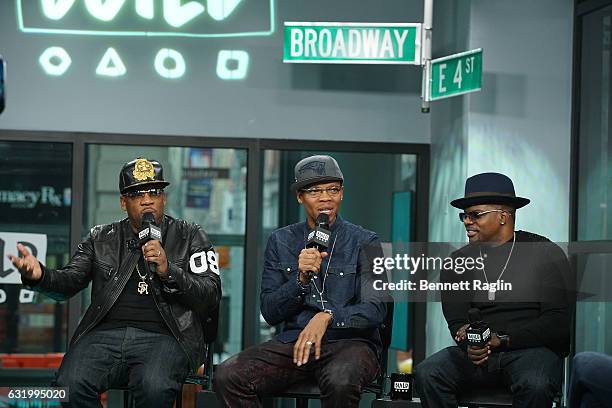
left=8, top=157, right=221, bottom=408
left=214, top=155, right=386, bottom=408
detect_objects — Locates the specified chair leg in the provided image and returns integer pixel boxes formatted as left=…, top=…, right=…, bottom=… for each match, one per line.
left=123, top=390, right=132, bottom=408
left=176, top=383, right=183, bottom=408
left=296, top=398, right=308, bottom=408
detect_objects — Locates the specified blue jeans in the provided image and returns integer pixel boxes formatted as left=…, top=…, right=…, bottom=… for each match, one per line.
left=568, top=352, right=612, bottom=408
left=56, top=327, right=189, bottom=408
left=415, top=346, right=563, bottom=408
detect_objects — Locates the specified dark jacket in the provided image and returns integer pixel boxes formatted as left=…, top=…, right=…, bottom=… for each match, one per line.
left=23, top=215, right=221, bottom=371
left=260, top=216, right=387, bottom=354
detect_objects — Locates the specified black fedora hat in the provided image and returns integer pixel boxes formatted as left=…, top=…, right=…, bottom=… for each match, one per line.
left=291, top=155, right=344, bottom=191
left=119, top=157, right=170, bottom=194
left=450, top=172, right=530, bottom=209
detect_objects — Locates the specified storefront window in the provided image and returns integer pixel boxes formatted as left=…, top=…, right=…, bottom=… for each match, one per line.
left=575, top=4, right=612, bottom=354
left=0, top=141, right=72, bottom=354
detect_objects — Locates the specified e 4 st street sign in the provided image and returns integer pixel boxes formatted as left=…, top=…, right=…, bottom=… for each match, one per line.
left=283, top=22, right=422, bottom=65
left=427, top=48, right=483, bottom=101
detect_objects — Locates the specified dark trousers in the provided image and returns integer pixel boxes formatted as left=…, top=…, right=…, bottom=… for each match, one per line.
left=415, top=346, right=563, bottom=408
left=568, top=352, right=612, bottom=408
left=213, top=339, right=380, bottom=408
left=56, top=327, right=189, bottom=408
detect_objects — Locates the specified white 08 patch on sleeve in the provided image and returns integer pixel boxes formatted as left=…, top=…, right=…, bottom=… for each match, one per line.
left=189, top=250, right=220, bottom=275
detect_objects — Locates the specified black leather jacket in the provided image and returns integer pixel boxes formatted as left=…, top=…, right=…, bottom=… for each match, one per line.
left=23, top=215, right=222, bottom=371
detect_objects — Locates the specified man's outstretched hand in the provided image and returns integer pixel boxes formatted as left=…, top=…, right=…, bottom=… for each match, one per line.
left=7, top=243, right=42, bottom=281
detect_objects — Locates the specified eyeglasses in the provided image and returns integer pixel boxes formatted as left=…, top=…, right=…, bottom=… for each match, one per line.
left=123, top=188, right=164, bottom=198
left=300, top=186, right=342, bottom=198
left=459, top=209, right=503, bottom=222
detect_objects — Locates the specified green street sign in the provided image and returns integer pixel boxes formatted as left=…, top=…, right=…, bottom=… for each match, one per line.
left=428, top=48, right=482, bottom=101
left=283, top=22, right=422, bottom=65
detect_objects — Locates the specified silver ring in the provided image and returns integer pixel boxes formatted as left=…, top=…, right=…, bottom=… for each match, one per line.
left=157, top=250, right=161, bottom=256
left=306, top=341, right=313, bottom=346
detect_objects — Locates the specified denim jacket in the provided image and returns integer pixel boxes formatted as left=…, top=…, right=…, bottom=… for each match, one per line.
left=260, top=216, right=386, bottom=354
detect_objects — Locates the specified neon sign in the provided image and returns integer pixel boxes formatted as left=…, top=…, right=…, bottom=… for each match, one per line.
left=19, top=0, right=275, bottom=80
left=96, top=47, right=127, bottom=77
left=154, top=48, right=186, bottom=79
left=38, top=46, right=72, bottom=76
left=18, top=0, right=274, bottom=37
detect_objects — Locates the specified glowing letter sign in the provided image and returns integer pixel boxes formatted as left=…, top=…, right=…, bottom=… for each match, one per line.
left=163, top=0, right=205, bottom=28
left=84, top=0, right=127, bottom=22
left=135, top=0, right=154, bottom=19
left=20, top=1, right=267, bottom=81
left=41, top=0, right=76, bottom=20
left=18, top=0, right=275, bottom=37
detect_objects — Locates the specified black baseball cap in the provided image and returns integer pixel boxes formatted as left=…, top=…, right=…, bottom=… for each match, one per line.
left=119, top=157, right=170, bottom=194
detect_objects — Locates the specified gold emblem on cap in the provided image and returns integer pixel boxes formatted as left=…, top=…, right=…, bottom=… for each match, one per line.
left=133, top=158, right=155, bottom=182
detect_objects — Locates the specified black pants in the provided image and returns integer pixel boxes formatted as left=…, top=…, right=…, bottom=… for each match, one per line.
left=213, top=339, right=380, bottom=408
left=415, top=346, right=563, bottom=408
left=56, top=327, right=189, bottom=408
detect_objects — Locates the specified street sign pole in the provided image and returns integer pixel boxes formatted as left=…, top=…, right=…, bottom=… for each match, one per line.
left=421, top=0, right=433, bottom=113
left=282, top=0, right=481, bottom=112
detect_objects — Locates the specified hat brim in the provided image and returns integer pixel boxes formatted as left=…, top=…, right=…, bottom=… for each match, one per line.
left=291, top=176, right=343, bottom=191
left=121, top=181, right=170, bottom=194
left=450, top=195, right=530, bottom=209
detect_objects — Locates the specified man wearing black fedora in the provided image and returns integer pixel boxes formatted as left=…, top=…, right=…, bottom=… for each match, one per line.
left=214, top=155, right=386, bottom=408
left=8, top=157, right=221, bottom=407
left=415, top=172, right=571, bottom=408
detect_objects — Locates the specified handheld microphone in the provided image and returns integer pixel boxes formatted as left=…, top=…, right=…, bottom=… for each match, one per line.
left=139, top=213, right=162, bottom=274
left=305, top=214, right=331, bottom=281
left=466, top=308, right=491, bottom=348
left=306, top=213, right=331, bottom=251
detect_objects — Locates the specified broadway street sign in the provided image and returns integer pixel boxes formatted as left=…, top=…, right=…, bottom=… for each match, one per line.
left=283, top=22, right=422, bottom=65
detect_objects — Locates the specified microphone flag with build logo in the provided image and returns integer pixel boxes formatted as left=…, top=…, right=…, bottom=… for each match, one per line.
left=466, top=307, right=491, bottom=348
left=139, top=213, right=162, bottom=274
left=390, top=372, right=413, bottom=400
left=306, top=213, right=331, bottom=252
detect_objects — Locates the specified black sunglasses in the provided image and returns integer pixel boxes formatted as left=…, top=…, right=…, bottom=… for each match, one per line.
left=458, top=209, right=504, bottom=222
left=123, top=188, right=164, bottom=198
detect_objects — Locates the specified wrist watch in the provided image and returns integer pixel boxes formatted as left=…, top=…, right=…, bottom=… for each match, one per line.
left=498, top=334, right=510, bottom=349
left=296, top=272, right=310, bottom=291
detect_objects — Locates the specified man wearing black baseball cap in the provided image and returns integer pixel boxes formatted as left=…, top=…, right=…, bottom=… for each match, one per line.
left=8, top=157, right=221, bottom=408
left=214, top=155, right=386, bottom=408
left=415, top=172, right=571, bottom=408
